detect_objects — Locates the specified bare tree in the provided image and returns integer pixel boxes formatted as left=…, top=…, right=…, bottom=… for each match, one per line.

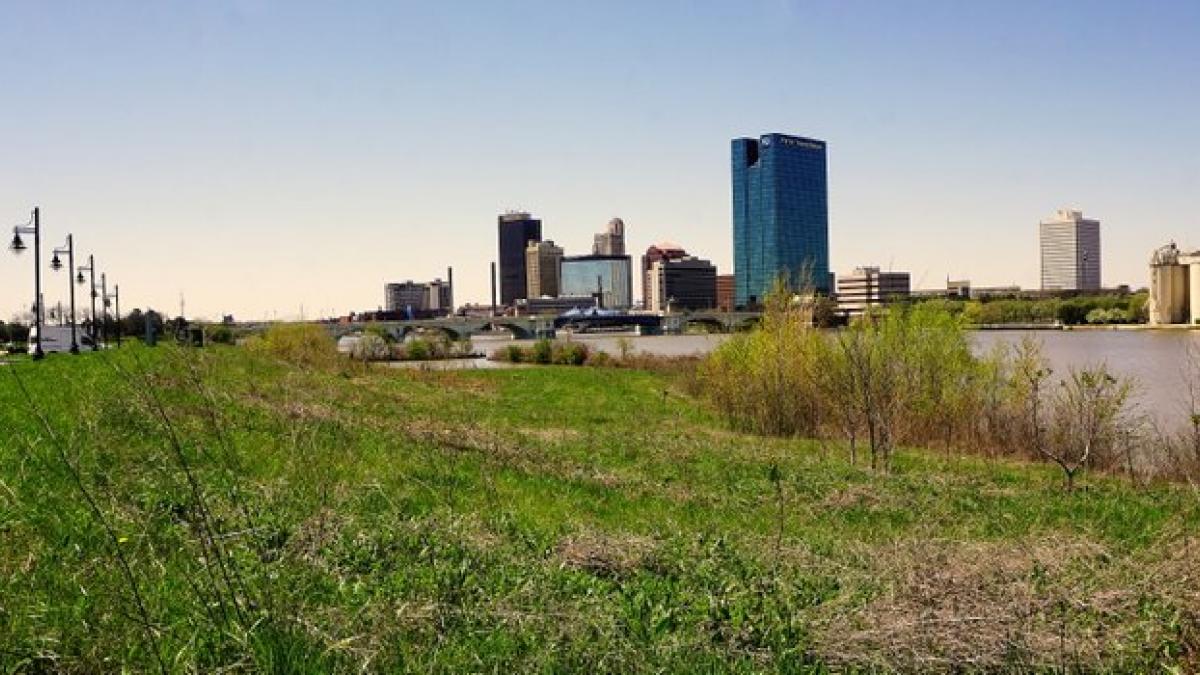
left=1044, top=367, right=1133, bottom=492
left=835, top=309, right=906, bottom=472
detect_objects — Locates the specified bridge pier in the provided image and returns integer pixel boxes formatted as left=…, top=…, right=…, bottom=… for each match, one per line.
left=662, top=316, right=686, bottom=335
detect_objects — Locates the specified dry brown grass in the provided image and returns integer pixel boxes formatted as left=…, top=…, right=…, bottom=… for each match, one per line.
left=819, top=483, right=886, bottom=510
left=814, top=535, right=1197, bottom=670
left=555, top=532, right=659, bottom=579
left=285, top=507, right=350, bottom=566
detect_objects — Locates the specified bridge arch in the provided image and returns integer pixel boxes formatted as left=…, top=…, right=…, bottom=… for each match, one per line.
left=489, top=321, right=534, bottom=340
left=406, top=325, right=466, bottom=342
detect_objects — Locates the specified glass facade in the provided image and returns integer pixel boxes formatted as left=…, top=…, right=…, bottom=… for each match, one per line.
left=560, top=255, right=633, bottom=310
left=732, top=133, right=829, bottom=306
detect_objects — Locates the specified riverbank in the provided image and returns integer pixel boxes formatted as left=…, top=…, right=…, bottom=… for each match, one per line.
left=2, top=346, right=1198, bottom=671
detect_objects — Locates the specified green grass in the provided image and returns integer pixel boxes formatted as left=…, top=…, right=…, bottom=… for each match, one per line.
left=1, top=345, right=1198, bottom=672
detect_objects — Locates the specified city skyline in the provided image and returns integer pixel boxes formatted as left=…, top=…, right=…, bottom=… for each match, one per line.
left=2, top=2, right=1198, bottom=320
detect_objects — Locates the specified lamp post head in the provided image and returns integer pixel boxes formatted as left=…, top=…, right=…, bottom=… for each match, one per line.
left=51, top=253, right=63, bottom=270
left=9, top=231, right=26, bottom=254
left=76, top=271, right=87, bottom=285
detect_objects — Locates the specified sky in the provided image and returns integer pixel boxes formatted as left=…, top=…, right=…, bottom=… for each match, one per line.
left=1, top=0, right=1198, bottom=321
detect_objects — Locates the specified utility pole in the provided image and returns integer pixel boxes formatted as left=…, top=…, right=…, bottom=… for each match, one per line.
left=490, top=261, right=497, bottom=316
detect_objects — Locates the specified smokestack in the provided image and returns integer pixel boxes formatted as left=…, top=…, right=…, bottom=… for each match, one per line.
left=447, top=266, right=454, bottom=312
left=490, top=261, right=497, bottom=316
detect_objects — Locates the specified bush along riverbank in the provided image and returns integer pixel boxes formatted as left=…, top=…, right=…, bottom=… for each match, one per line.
left=1, top=324, right=1198, bottom=671
left=914, top=291, right=1149, bottom=326
left=697, top=282, right=1200, bottom=487
left=338, top=325, right=480, bottom=363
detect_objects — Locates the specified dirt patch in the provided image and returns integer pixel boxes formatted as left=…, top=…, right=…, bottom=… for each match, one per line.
left=555, top=532, right=658, bottom=579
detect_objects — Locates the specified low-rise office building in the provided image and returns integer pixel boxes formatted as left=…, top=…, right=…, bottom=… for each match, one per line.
left=647, top=256, right=717, bottom=313
left=836, top=266, right=911, bottom=316
left=385, top=273, right=454, bottom=317
left=716, top=274, right=735, bottom=312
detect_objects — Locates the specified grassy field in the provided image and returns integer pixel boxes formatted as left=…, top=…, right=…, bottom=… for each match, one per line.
left=2, top=345, right=1198, bottom=672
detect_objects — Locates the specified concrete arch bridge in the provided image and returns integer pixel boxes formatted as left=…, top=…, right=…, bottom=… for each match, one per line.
left=326, top=312, right=761, bottom=342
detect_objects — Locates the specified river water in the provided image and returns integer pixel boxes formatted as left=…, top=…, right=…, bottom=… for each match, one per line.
left=465, top=330, right=1200, bottom=429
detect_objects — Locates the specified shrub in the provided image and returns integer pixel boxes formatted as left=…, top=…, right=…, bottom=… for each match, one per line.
left=587, top=350, right=612, bottom=367
left=531, top=339, right=552, bottom=364
left=249, top=323, right=337, bottom=369
left=552, top=341, right=589, bottom=365
left=207, top=325, right=236, bottom=345
left=448, top=340, right=476, bottom=358
left=364, top=324, right=396, bottom=344
left=498, top=344, right=525, bottom=363
left=700, top=282, right=986, bottom=471
left=351, top=333, right=391, bottom=361
left=699, top=278, right=825, bottom=438
left=404, top=338, right=432, bottom=361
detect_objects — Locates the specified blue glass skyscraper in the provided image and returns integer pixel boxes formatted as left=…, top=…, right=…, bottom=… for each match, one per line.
left=731, top=133, right=829, bottom=306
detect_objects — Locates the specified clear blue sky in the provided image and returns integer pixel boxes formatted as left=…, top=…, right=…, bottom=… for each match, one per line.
left=2, top=1, right=1197, bottom=320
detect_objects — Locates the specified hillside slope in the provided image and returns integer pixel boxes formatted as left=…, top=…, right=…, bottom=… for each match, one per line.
left=1, top=346, right=1197, bottom=672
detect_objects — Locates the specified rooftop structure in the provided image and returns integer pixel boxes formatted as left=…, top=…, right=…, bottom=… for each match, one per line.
left=593, top=217, right=626, bottom=256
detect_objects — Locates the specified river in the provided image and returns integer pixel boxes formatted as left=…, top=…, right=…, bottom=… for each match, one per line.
left=465, top=330, right=1200, bottom=430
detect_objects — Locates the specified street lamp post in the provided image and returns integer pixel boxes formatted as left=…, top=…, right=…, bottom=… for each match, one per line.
left=105, top=284, right=121, bottom=348
left=76, top=255, right=98, bottom=350
left=51, top=234, right=80, bottom=354
left=9, top=207, right=43, bottom=360
left=100, top=273, right=108, bottom=347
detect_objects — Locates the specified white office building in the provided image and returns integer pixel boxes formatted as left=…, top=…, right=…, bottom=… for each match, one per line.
left=1040, top=209, right=1101, bottom=291
left=836, top=267, right=911, bottom=316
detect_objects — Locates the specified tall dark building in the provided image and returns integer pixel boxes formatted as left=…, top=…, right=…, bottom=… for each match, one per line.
left=497, top=212, right=542, bottom=306
left=640, top=241, right=687, bottom=309
left=647, top=257, right=717, bottom=312
left=731, top=133, right=830, bottom=307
